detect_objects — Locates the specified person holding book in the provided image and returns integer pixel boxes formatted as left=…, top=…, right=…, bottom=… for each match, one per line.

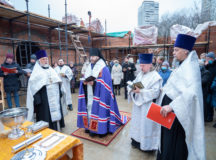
left=157, top=34, right=205, bottom=160
left=26, top=50, right=68, bottom=131
left=0, top=53, right=22, bottom=108
left=77, top=48, right=125, bottom=137
left=128, top=53, right=163, bottom=151
left=25, top=54, right=37, bottom=77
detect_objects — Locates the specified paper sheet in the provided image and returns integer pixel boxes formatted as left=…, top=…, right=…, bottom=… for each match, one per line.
left=34, top=132, right=67, bottom=151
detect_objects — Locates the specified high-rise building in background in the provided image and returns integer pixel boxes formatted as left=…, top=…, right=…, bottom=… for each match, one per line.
left=138, top=0, right=159, bottom=27
left=201, top=0, right=216, bottom=22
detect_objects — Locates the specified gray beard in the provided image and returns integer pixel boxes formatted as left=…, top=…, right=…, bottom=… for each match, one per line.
left=40, top=63, right=49, bottom=68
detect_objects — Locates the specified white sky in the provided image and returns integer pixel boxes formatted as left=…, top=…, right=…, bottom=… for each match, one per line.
left=11, top=0, right=201, bottom=32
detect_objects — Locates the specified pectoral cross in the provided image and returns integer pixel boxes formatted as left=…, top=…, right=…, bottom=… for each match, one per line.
left=49, top=78, right=52, bottom=84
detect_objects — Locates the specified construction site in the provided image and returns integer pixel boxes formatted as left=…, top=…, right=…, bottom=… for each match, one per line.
left=0, top=1, right=216, bottom=68
left=0, top=1, right=216, bottom=160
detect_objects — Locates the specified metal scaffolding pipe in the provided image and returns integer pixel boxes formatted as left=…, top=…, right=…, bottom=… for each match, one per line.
left=65, top=0, right=68, bottom=63
left=58, top=24, right=62, bottom=57
left=48, top=4, right=50, bottom=18
left=25, top=0, right=32, bottom=56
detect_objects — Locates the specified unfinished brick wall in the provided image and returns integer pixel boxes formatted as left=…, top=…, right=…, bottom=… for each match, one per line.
left=0, top=19, right=89, bottom=66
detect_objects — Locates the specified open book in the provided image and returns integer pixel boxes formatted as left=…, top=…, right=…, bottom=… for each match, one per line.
left=127, top=81, right=144, bottom=90
left=22, top=68, right=32, bottom=73
left=85, top=76, right=96, bottom=82
left=1, top=66, right=17, bottom=73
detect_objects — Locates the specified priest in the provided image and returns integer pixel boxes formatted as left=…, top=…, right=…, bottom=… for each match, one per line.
left=26, top=50, right=68, bottom=131
left=77, top=48, right=126, bottom=137
left=128, top=53, right=162, bottom=151
left=157, top=34, right=205, bottom=160
left=55, top=58, right=73, bottom=111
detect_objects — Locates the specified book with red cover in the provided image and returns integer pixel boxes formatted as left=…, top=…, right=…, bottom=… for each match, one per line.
left=147, top=102, right=176, bottom=129
left=1, top=66, right=17, bottom=73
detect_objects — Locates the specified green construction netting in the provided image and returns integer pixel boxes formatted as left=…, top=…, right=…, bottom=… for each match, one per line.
left=106, top=31, right=133, bottom=38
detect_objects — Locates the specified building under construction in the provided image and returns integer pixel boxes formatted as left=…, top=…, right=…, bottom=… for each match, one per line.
left=0, top=3, right=216, bottom=74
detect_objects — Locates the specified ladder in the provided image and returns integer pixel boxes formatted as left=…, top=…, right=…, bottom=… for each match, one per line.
left=0, top=78, right=5, bottom=111
left=69, top=32, right=87, bottom=58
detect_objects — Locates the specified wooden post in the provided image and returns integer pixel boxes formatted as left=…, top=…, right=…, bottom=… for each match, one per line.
left=0, top=78, right=5, bottom=110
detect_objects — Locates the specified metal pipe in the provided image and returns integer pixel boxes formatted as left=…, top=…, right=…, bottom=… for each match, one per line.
left=18, top=43, right=22, bottom=66
left=49, top=28, right=53, bottom=64
left=58, top=24, right=62, bottom=56
left=206, top=27, right=211, bottom=53
left=48, top=4, right=50, bottom=18
left=25, top=0, right=32, bottom=56
left=24, top=42, right=28, bottom=65
left=9, top=20, right=15, bottom=58
left=65, top=0, right=68, bottom=63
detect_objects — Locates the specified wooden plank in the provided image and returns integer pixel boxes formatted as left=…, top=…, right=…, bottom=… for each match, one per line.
left=101, top=41, right=211, bottom=50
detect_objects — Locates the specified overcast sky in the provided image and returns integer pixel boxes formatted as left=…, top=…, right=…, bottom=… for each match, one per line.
left=11, top=0, right=201, bottom=32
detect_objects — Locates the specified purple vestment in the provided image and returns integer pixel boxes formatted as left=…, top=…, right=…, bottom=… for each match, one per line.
left=77, top=66, right=128, bottom=134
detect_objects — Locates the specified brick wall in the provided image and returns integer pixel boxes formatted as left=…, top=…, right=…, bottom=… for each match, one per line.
left=0, top=17, right=216, bottom=67
left=0, top=19, right=90, bottom=66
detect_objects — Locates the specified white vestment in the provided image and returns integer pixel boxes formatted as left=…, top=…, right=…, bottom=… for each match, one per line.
left=81, top=61, right=90, bottom=76
left=55, top=65, right=73, bottom=105
left=128, top=70, right=163, bottom=150
left=157, top=51, right=206, bottom=160
left=27, top=62, right=68, bottom=122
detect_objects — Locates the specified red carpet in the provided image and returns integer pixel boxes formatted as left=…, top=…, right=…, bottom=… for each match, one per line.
left=71, top=111, right=131, bottom=146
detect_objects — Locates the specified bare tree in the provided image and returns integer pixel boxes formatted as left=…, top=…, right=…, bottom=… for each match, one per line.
left=157, top=0, right=203, bottom=37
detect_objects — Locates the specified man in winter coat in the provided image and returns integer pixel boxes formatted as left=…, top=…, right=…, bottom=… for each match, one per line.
left=199, top=60, right=211, bottom=122
left=205, top=52, right=216, bottom=122
left=122, top=56, right=136, bottom=99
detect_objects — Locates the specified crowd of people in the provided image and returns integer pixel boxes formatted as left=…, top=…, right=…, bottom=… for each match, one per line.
left=1, top=33, right=214, bottom=159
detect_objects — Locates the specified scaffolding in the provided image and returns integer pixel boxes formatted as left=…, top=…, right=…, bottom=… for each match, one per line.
left=0, top=2, right=106, bottom=67
left=101, top=30, right=211, bottom=62
left=0, top=1, right=212, bottom=76
left=0, top=2, right=107, bottom=91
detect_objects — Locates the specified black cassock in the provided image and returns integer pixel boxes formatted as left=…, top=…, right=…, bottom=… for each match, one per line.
left=33, top=85, right=65, bottom=131
left=157, top=95, right=188, bottom=160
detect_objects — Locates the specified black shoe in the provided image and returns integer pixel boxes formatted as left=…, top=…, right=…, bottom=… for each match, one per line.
left=99, top=133, right=108, bottom=138
left=85, top=129, right=90, bottom=133
left=213, top=123, right=216, bottom=128
left=68, top=104, right=73, bottom=111
left=89, top=132, right=96, bottom=137
left=72, top=89, right=75, bottom=93
left=131, top=138, right=140, bottom=149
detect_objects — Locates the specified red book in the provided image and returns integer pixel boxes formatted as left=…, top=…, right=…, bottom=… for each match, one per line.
left=1, top=66, right=17, bottom=73
left=147, top=102, right=176, bottom=129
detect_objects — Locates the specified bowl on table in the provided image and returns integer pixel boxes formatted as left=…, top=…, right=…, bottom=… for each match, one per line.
left=0, top=107, right=28, bottom=139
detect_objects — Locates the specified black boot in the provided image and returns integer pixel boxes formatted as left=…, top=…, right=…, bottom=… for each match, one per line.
left=72, top=88, right=75, bottom=93
left=68, top=104, right=73, bottom=111
left=89, top=132, right=96, bottom=137
left=114, top=89, right=117, bottom=95
left=131, top=138, right=140, bottom=149
left=85, top=129, right=90, bottom=133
